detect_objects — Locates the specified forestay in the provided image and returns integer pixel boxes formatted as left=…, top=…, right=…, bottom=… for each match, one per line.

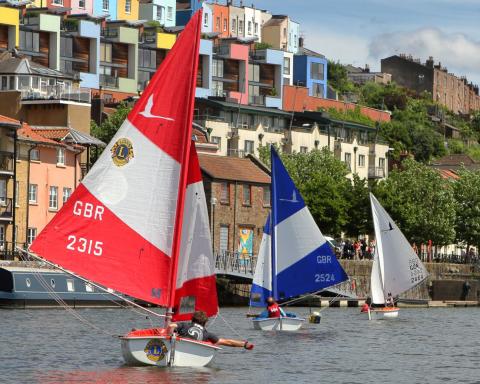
left=370, top=193, right=428, bottom=304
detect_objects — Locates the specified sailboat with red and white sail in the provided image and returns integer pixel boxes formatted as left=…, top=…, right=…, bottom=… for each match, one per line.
left=29, top=10, right=220, bottom=367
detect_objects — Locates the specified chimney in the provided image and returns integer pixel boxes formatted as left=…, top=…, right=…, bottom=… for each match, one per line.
left=426, top=56, right=434, bottom=68
left=364, top=64, right=370, bottom=73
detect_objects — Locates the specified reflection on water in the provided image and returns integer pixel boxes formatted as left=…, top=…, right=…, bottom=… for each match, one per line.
left=1, top=307, right=479, bottom=383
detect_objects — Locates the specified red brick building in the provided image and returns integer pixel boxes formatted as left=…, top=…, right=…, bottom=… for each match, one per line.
left=198, top=153, right=270, bottom=258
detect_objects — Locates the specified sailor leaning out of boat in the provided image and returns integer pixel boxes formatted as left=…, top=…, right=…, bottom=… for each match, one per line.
left=169, top=311, right=254, bottom=350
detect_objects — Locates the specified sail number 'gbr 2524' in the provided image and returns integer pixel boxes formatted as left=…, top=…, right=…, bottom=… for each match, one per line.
left=67, top=201, right=105, bottom=256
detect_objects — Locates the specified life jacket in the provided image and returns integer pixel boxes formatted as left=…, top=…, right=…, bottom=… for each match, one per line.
left=267, top=303, right=282, bottom=318
left=360, top=303, right=370, bottom=313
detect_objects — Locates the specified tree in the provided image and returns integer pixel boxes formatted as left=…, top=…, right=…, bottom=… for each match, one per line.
left=373, top=159, right=456, bottom=245
left=453, top=168, right=480, bottom=251
left=344, top=174, right=372, bottom=238
left=327, top=60, right=355, bottom=95
left=90, top=102, right=132, bottom=145
left=258, top=146, right=351, bottom=236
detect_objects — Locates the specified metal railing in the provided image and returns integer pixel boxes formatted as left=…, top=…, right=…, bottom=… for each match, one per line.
left=0, top=198, right=13, bottom=220
left=99, top=74, right=119, bottom=88
left=215, top=251, right=257, bottom=278
left=101, top=28, right=119, bottom=38
left=227, top=149, right=247, bottom=158
left=249, top=95, right=265, bottom=106
left=0, top=242, right=29, bottom=261
left=368, top=166, right=385, bottom=178
left=21, top=86, right=91, bottom=104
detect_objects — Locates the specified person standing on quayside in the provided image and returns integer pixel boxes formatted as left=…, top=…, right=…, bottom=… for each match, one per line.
left=266, top=297, right=286, bottom=318
left=168, top=310, right=254, bottom=350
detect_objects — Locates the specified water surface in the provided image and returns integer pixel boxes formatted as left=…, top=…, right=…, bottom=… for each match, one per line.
left=1, top=306, right=478, bottom=383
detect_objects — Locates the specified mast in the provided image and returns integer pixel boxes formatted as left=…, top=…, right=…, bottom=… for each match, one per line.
left=270, top=146, right=278, bottom=300
left=166, top=9, right=203, bottom=322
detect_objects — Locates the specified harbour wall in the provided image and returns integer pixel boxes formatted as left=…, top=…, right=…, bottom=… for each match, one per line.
left=218, top=261, right=480, bottom=306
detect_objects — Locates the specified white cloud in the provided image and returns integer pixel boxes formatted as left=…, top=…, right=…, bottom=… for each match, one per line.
left=369, top=28, right=480, bottom=83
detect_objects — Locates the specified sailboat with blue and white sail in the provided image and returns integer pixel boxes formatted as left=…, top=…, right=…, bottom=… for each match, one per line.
left=250, top=147, right=348, bottom=331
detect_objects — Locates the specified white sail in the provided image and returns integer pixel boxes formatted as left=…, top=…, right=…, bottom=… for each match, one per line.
left=370, top=244, right=385, bottom=305
left=370, top=193, right=428, bottom=302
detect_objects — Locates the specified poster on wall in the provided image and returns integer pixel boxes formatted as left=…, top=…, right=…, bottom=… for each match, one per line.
left=238, top=227, right=253, bottom=264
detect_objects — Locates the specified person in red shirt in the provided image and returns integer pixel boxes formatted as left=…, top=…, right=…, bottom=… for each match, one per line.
left=266, top=297, right=286, bottom=318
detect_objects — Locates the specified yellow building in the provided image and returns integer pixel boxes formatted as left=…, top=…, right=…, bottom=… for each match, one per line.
left=117, top=0, right=140, bottom=21
left=0, top=6, right=19, bottom=50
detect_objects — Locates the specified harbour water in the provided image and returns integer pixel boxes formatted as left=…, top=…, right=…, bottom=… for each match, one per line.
left=1, top=306, right=478, bottom=383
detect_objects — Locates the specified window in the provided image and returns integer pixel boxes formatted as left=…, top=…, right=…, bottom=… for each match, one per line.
left=0, top=180, right=6, bottom=204
left=1, top=77, right=6, bottom=90
left=204, top=12, right=209, bottom=26
left=51, top=279, right=56, bottom=288
left=15, top=181, right=19, bottom=206
left=248, top=21, right=252, bottom=35
left=0, top=226, right=4, bottom=249
left=358, top=154, right=365, bottom=167
left=31, top=148, right=39, bottom=161
left=211, top=136, right=221, bottom=150
left=63, top=187, right=72, bottom=204
left=100, top=43, right=112, bottom=62
left=294, top=34, right=297, bottom=48
left=26, top=278, right=31, bottom=287
left=223, top=18, right=227, bottom=32
left=300, top=146, right=308, bottom=153
left=283, top=27, right=287, bottom=38
left=219, top=225, right=229, bottom=253
left=56, top=148, right=65, bottom=165
left=244, top=140, right=254, bottom=155
left=254, top=22, right=258, bottom=35
left=19, top=76, right=30, bottom=90
left=85, top=282, right=94, bottom=292
left=60, top=37, right=73, bottom=58
left=231, top=19, right=236, bottom=33
left=312, top=83, right=324, bottom=98
left=242, top=184, right=251, bottom=205
left=27, top=228, right=37, bottom=245
left=344, top=153, right=352, bottom=171
left=263, top=186, right=270, bottom=206
left=67, top=279, right=75, bottom=292
left=216, top=17, right=220, bottom=30
left=249, top=63, right=260, bottom=82
left=29, top=184, right=37, bottom=204
left=379, top=157, right=386, bottom=171
left=49, top=186, right=58, bottom=210
left=79, top=0, right=85, bottom=8
left=102, top=0, right=109, bottom=11
left=220, top=182, right=229, bottom=204
left=20, top=30, right=40, bottom=53
left=167, top=6, right=173, bottom=20
left=156, top=5, right=164, bottom=20
left=138, top=49, right=156, bottom=69
left=283, top=57, right=290, bottom=75
left=238, top=20, right=244, bottom=34
left=52, top=0, right=63, bottom=5
left=212, top=59, right=224, bottom=77
left=311, top=62, right=325, bottom=80
left=125, top=0, right=131, bottom=13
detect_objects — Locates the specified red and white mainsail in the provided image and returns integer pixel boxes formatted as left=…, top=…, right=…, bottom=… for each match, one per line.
left=30, top=11, right=216, bottom=314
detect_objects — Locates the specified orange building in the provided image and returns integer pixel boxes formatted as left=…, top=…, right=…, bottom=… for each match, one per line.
left=210, top=3, right=229, bottom=38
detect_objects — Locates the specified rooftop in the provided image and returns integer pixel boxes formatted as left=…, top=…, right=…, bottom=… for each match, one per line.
left=31, top=126, right=106, bottom=147
left=199, top=154, right=270, bottom=184
left=0, top=53, right=74, bottom=79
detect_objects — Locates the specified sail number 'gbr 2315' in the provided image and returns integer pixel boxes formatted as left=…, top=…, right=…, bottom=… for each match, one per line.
left=66, top=201, right=105, bottom=256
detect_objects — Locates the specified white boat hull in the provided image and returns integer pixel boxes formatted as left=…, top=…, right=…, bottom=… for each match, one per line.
left=366, top=307, right=400, bottom=320
left=121, top=329, right=221, bottom=367
left=252, top=317, right=305, bottom=331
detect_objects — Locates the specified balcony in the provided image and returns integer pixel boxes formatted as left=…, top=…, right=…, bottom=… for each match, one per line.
left=0, top=198, right=13, bottom=221
left=99, top=74, right=119, bottom=89
left=0, top=152, right=14, bottom=175
left=101, top=28, right=119, bottom=39
left=227, top=149, right=246, bottom=158
left=21, top=86, right=91, bottom=104
left=213, top=44, right=230, bottom=57
left=368, top=167, right=385, bottom=179
left=249, top=95, right=265, bottom=106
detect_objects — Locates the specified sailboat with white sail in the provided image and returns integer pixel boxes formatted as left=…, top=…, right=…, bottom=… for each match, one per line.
left=250, top=147, right=348, bottom=331
left=366, top=193, right=428, bottom=320
left=28, top=10, right=222, bottom=367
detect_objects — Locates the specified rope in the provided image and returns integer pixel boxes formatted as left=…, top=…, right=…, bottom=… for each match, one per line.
left=280, top=290, right=343, bottom=312
left=214, top=311, right=245, bottom=340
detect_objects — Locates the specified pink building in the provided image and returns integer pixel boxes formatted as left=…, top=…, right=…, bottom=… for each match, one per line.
left=19, top=125, right=84, bottom=242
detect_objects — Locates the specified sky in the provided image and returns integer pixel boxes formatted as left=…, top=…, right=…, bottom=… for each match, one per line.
left=249, top=0, right=480, bottom=84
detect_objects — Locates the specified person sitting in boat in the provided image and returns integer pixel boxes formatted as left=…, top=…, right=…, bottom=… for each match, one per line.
left=386, top=292, right=394, bottom=307
left=169, top=310, right=254, bottom=350
left=266, top=297, right=287, bottom=318
left=360, top=297, right=371, bottom=313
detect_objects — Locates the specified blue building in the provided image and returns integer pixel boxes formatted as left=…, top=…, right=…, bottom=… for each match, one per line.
left=139, top=0, right=177, bottom=27
left=93, top=0, right=118, bottom=20
left=293, top=47, right=328, bottom=98
left=175, top=0, right=203, bottom=26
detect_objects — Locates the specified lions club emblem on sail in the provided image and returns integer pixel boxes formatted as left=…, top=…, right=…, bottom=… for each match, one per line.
left=111, top=138, right=134, bottom=167
left=144, top=339, right=168, bottom=362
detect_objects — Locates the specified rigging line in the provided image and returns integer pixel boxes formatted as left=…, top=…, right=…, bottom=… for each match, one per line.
left=17, top=247, right=167, bottom=319
left=215, top=312, right=245, bottom=340
left=18, top=253, right=118, bottom=337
